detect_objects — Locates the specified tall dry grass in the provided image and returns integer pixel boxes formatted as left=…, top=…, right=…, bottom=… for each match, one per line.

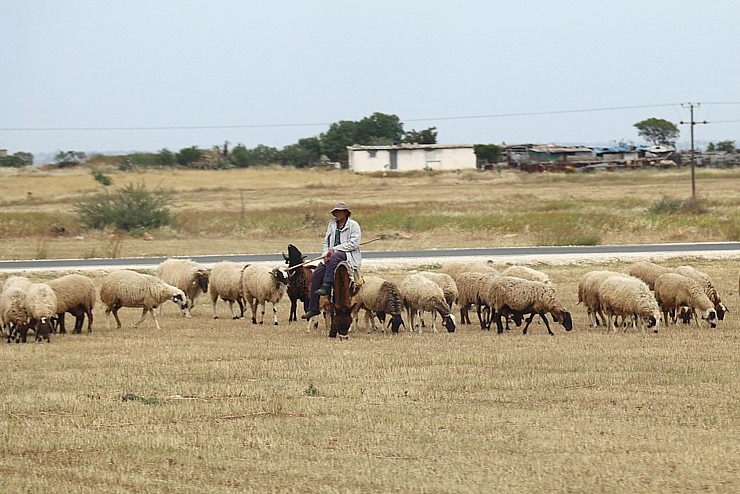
left=1, top=259, right=739, bottom=492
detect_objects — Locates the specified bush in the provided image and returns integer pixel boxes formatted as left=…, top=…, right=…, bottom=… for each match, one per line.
left=74, top=182, right=173, bottom=232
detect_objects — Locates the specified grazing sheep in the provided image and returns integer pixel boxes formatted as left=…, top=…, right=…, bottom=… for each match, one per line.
left=597, top=275, right=661, bottom=333
left=209, top=261, right=247, bottom=319
left=500, top=265, right=551, bottom=284
left=47, top=274, right=96, bottom=334
left=418, top=271, right=458, bottom=309
left=100, top=270, right=188, bottom=330
left=25, top=283, right=58, bottom=342
left=674, top=265, right=727, bottom=321
left=350, top=275, right=405, bottom=334
left=455, top=271, right=499, bottom=329
left=440, top=261, right=499, bottom=284
left=627, top=261, right=671, bottom=290
left=399, top=274, right=456, bottom=333
left=283, top=244, right=314, bottom=323
left=483, top=276, right=573, bottom=335
left=1, top=276, right=32, bottom=343
left=653, top=273, right=718, bottom=328
left=577, top=270, right=632, bottom=328
left=155, top=258, right=209, bottom=317
left=241, top=264, right=289, bottom=325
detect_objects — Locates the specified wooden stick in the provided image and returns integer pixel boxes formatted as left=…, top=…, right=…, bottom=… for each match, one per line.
left=285, top=237, right=381, bottom=271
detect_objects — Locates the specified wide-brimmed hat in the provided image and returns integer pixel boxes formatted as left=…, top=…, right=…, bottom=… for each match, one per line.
left=331, top=202, right=352, bottom=216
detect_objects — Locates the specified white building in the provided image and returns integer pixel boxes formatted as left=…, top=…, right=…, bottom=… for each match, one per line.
left=347, top=144, right=476, bottom=172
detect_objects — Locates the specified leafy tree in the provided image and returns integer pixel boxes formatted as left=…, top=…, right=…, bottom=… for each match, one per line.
left=634, top=118, right=680, bottom=147
left=474, top=144, right=502, bottom=165
left=13, top=152, right=34, bottom=166
left=403, top=127, right=438, bottom=144
left=55, top=150, right=87, bottom=168
left=74, top=182, right=173, bottom=232
left=715, top=140, right=736, bottom=153
left=320, top=112, right=407, bottom=162
left=706, top=142, right=716, bottom=152
left=279, top=137, right=322, bottom=168
left=156, top=148, right=175, bottom=167
left=175, top=146, right=204, bottom=167
left=0, top=154, right=29, bottom=168
left=320, top=120, right=360, bottom=162
left=356, top=112, right=404, bottom=144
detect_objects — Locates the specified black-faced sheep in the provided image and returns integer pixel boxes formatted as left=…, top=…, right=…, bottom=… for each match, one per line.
left=209, top=261, right=247, bottom=319
left=483, top=276, right=573, bottom=335
left=1, top=276, right=32, bottom=343
left=596, top=275, right=661, bottom=333
left=25, top=282, right=58, bottom=342
left=399, top=274, right=456, bottom=333
left=674, top=265, right=727, bottom=321
left=47, top=274, right=96, bottom=334
left=283, top=244, right=314, bottom=323
left=455, top=271, right=500, bottom=329
left=440, top=262, right=499, bottom=325
left=627, top=261, right=671, bottom=290
left=100, top=270, right=188, bottom=330
left=653, top=273, right=718, bottom=329
left=241, top=264, right=289, bottom=325
left=155, top=258, right=209, bottom=317
left=350, top=275, right=405, bottom=334
left=500, top=265, right=551, bottom=284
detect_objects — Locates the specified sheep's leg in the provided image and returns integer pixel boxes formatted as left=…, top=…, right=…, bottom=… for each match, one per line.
left=431, top=311, right=439, bottom=333
left=112, top=307, right=123, bottom=330
left=149, top=308, right=163, bottom=331
left=476, top=304, right=487, bottom=330
left=522, top=312, right=537, bottom=334
left=495, top=312, right=505, bottom=334
left=85, top=308, right=93, bottom=333
left=461, top=304, right=470, bottom=325
left=271, top=302, right=279, bottom=325
left=289, top=298, right=297, bottom=323
left=133, top=308, right=149, bottom=329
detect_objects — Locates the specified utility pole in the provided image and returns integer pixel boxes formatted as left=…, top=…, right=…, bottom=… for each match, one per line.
left=680, top=103, right=708, bottom=202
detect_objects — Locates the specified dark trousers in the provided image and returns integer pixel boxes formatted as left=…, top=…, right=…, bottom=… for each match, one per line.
left=307, top=251, right=347, bottom=312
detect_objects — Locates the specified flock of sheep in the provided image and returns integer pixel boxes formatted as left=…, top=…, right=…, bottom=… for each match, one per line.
left=0, top=255, right=734, bottom=343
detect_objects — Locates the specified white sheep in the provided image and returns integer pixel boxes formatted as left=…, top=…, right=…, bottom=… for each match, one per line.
left=482, top=276, right=572, bottom=335
left=1, top=276, right=32, bottom=343
left=47, top=274, right=96, bottom=334
left=500, top=265, right=551, bottom=284
left=577, top=270, right=632, bottom=328
left=440, top=260, right=499, bottom=284
left=597, top=275, right=661, bottom=333
left=674, top=265, right=727, bottom=321
left=241, top=264, right=289, bottom=325
left=627, top=261, right=671, bottom=290
left=209, top=261, right=247, bottom=319
left=156, top=258, right=209, bottom=318
left=25, top=283, right=58, bottom=342
left=455, top=271, right=499, bottom=329
left=100, top=270, right=188, bottom=330
left=417, top=271, right=458, bottom=309
left=350, top=275, right=405, bottom=333
left=399, top=274, right=456, bottom=333
left=653, top=273, right=718, bottom=328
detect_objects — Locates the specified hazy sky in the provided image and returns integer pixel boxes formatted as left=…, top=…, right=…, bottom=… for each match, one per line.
left=3, top=0, right=740, bottom=158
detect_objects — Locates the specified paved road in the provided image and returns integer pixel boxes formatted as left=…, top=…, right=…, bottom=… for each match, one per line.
left=1, top=242, right=738, bottom=271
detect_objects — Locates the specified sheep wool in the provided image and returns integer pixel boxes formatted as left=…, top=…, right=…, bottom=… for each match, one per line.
left=653, top=273, right=717, bottom=328
left=25, top=283, right=58, bottom=342
left=417, top=271, right=458, bottom=309
left=156, top=258, right=209, bottom=318
left=674, top=265, right=727, bottom=320
left=47, top=274, right=96, bottom=334
left=209, top=261, right=248, bottom=319
left=578, top=270, right=632, bottom=328
left=597, top=275, right=660, bottom=333
left=100, top=269, right=188, bottom=330
left=400, top=274, right=456, bottom=333
left=241, top=264, right=289, bottom=325
left=455, top=271, right=499, bottom=328
left=627, top=261, right=671, bottom=290
left=1, top=276, right=33, bottom=343
left=440, top=261, right=499, bottom=285
left=350, top=275, right=405, bottom=334
left=500, top=265, right=551, bottom=284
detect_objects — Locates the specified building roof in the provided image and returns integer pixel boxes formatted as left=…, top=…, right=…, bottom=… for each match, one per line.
left=347, top=143, right=474, bottom=151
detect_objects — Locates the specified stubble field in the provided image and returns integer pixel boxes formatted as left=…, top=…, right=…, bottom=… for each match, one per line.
left=1, top=165, right=740, bottom=493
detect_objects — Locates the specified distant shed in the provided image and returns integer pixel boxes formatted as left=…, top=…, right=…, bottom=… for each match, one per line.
left=347, top=144, right=476, bottom=172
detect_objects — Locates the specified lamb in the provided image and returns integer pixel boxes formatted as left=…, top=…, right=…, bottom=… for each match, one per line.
left=47, top=274, right=96, bottom=334
left=597, top=275, right=661, bottom=333
left=483, top=276, right=573, bottom=335
left=25, top=283, right=58, bottom=342
left=1, top=276, right=32, bottom=343
left=283, top=244, right=314, bottom=323
left=455, top=271, right=500, bottom=329
left=208, top=261, right=247, bottom=319
left=627, top=261, right=671, bottom=290
left=399, top=274, right=456, bottom=333
left=350, top=275, right=405, bottom=334
left=577, top=270, right=632, bottom=328
left=155, top=258, right=209, bottom=317
left=99, top=269, right=188, bottom=330
left=500, top=265, right=551, bottom=284
left=674, top=265, right=727, bottom=321
left=241, top=264, right=289, bottom=325
left=653, top=273, right=718, bottom=328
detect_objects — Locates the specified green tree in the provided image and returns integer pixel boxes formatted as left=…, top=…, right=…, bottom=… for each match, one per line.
left=356, top=112, right=404, bottom=144
left=156, top=148, right=175, bottom=167
left=634, top=118, right=680, bottom=147
left=175, top=146, right=204, bottom=167
left=403, top=127, right=438, bottom=144
left=320, top=112, right=406, bottom=162
left=0, top=153, right=30, bottom=168
left=474, top=144, right=502, bottom=165
left=715, top=140, right=736, bottom=153
left=74, top=182, right=173, bottom=232
left=320, top=120, right=360, bottom=162
left=278, top=137, right=321, bottom=168
left=707, top=142, right=716, bottom=152
left=55, top=150, right=87, bottom=168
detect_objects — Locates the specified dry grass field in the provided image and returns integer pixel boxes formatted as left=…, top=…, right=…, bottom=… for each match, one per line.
left=1, top=165, right=740, bottom=492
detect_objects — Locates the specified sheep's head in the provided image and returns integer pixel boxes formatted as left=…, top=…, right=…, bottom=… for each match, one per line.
left=194, top=270, right=209, bottom=293
left=271, top=267, right=289, bottom=286
left=171, top=289, right=189, bottom=313
left=35, top=317, right=53, bottom=342
left=388, top=313, right=405, bottom=334
left=284, top=244, right=306, bottom=267
left=558, top=310, right=573, bottom=331
left=442, top=313, right=456, bottom=333
left=716, top=302, right=727, bottom=321
left=647, top=314, right=660, bottom=333
left=701, top=308, right=718, bottom=328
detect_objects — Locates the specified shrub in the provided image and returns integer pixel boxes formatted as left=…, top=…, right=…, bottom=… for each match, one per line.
left=74, top=182, right=173, bottom=232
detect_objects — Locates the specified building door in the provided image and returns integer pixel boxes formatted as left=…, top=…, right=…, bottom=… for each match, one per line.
left=389, top=150, right=398, bottom=170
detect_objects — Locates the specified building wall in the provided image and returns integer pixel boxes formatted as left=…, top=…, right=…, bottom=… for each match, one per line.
left=349, top=146, right=476, bottom=172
